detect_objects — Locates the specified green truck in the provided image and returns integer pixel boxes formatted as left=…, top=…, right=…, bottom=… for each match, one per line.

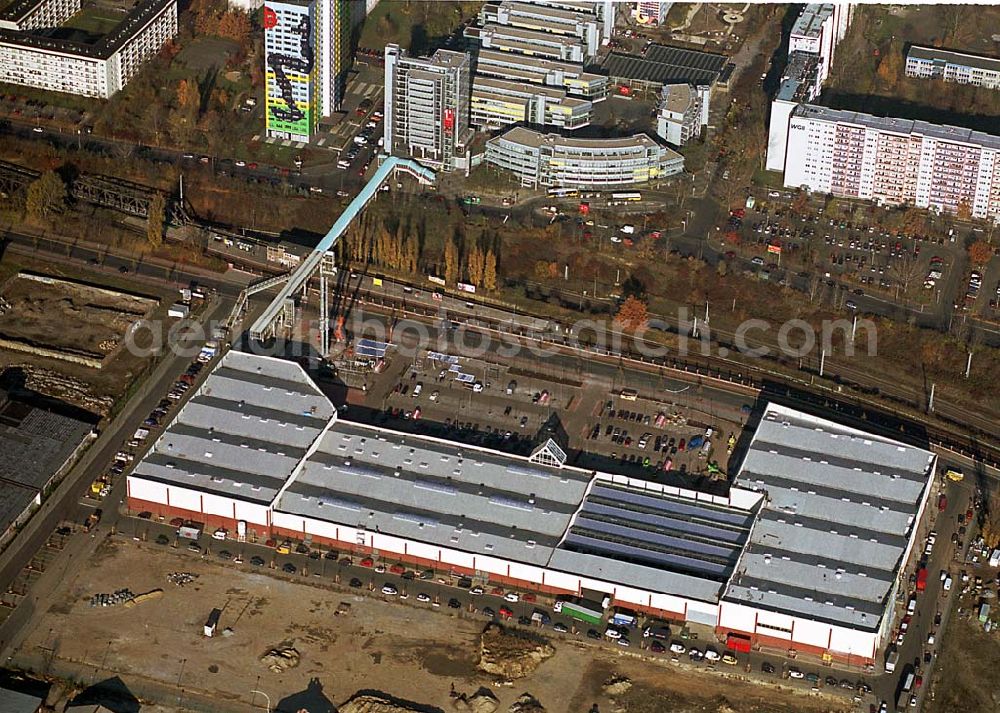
left=556, top=598, right=606, bottom=626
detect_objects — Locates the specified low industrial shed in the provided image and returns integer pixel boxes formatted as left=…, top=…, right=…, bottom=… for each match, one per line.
left=126, top=351, right=935, bottom=664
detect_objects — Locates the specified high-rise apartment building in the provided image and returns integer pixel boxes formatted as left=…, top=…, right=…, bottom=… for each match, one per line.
left=788, top=3, right=853, bottom=85
left=0, top=0, right=177, bottom=98
left=383, top=44, right=472, bottom=172
left=783, top=104, right=1000, bottom=221
left=766, top=4, right=852, bottom=172
left=263, top=0, right=353, bottom=142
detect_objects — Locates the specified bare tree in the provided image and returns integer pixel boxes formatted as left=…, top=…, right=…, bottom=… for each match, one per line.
left=888, top=251, right=922, bottom=301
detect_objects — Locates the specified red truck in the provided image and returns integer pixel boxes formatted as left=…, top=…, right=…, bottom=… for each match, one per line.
left=916, top=567, right=928, bottom=592
left=938, top=493, right=947, bottom=511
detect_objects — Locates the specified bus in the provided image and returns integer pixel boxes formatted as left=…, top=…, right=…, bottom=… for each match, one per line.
left=547, top=187, right=579, bottom=198
left=610, top=191, right=642, bottom=202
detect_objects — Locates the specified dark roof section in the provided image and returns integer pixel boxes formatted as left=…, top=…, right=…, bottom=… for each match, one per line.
left=0, top=0, right=174, bottom=59
left=907, top=45, right=1000, bottom=74
left=0, top=0, right=49, bottom=24
left=602, top=44, right=728, bottom=87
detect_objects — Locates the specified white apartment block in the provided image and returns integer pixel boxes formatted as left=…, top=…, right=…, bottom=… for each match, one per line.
left=0, top=0, right=78, bottom=31
left=765, top=51, right=821, bottom=172
left=471, top=76, right=592, bottom=130
left=788, top=3, right=853, bottom=85
left=486, top=126, right=684, bottom=188
left=783, top=105, right=1000, bottom=221
left=384, top=44, right=473, bottom=172
left=633, top=1, right=672, bottom=26
left=0, top=0, right=177, bottom=99
left=905, top=46, right=1000, bottom=91
left=655, top=83, right=706, bottom=146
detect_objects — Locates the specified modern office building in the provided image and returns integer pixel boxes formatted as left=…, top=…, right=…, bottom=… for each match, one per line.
left=383, top=44, right=473, bottom=172
left=788, top=3, right=853, bottom=85
left=478, top=0, right=614, bottom=58
left=485, top=126, right=684, bottom=188
left=765, top=50, right=821, bottom=172
left=0, top=0, right=177, bottom=98
left=471, top=76, right=592, bottom=130
left=465, top=22, right=587, bottom=63
left=781, top=104, right=1000, bottom=220
left=126, top=351, right=935, bottom=664
left=473, top=47, right=608, bottom=100
left=655, top=83, right=707, bottom=146
left=633, top=1, right=672, bottom=26
left=905, top=45, right=1000, bottom=90
left=264, top=0, right=354, bottom=141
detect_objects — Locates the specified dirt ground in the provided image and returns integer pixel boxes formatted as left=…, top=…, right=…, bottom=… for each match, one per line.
left=0, top=273, right=156, bottom=361
left=14, top=538, right=851, bottom=713
left=0, top=260, right=176, bottom=414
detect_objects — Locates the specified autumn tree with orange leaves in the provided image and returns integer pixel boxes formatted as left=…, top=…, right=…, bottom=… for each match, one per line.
left=968, top=241, right=993, bottom=267
left=615, top=296, right=649, bottom=331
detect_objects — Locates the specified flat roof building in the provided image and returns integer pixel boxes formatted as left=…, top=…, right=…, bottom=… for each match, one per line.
left=765, top=50, right=821, bottom=172
left=473, top=47, right=608, bottom=100
left=479, top=0, right=613, bottom=59
left=383, top=44, right=473, bottom=172
left=720, top=403, right=935, bottom=659
left=781, top=104, right=1000, bottom=221
left=655, top=83, right=708, bottom=147
left=603, top=44, right=729, bottom=92
left=788, top=3, right=853, bottom=85
left=485, top=126, right=684, bottom=188
left=126, top=352, right=937, bottom=663
left=0, top=0, right=177, bottom=98
left=905, top=45, right=1000, bottom=91
left=471, top=75, right=592, bottom=130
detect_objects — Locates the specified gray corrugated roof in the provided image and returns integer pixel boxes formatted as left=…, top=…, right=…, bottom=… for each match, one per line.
left=724, top=402, right=934, bottom=630
left=130, top=351, right=333, bottom=502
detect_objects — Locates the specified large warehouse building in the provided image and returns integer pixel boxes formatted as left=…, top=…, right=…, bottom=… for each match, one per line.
left=127, top=351, right=936, bottom=664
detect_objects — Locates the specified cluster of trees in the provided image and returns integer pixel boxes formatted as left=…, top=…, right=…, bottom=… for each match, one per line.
left=338, top=212, right=500, bottom=292
left=443, top=239, right=497, bottom=290
left=339, top=223, right=419, bottom=274
left=190, top=0, right=252, bottom=47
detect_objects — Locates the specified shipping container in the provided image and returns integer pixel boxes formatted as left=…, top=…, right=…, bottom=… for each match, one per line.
left=560, top=600, right=605, bottom=626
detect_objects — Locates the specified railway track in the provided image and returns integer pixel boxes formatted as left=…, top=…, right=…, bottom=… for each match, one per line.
left=345, top=290, right=1000, bottom=470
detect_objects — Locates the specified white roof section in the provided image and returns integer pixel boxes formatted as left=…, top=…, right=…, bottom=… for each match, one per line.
left=130, top=351, right=334, bottom=504
left=724, top=403, right=936, bottom=630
